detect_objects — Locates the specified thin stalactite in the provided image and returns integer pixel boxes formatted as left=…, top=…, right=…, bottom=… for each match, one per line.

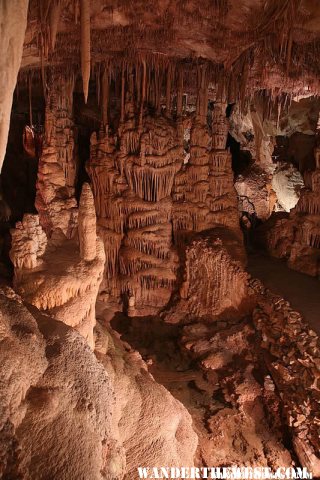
left=80, top=0, right=91, bottom=104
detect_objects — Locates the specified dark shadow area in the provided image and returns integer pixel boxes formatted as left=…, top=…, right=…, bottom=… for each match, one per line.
left=74, top=127, right=91, bottom=201
left=248, top=251, right=320, bottom=334
left=0, top=84, right=45, bottom=281
left=273, top=133, right=316, bottom=172
left=227, top=133, right=253, bottom=175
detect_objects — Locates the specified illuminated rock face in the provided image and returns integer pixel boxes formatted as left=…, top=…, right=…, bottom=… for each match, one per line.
left=235, top=166, right=276, bottom=221
left=272, top=163, right=304, bottom=212
left=173, top=104, right=240, bottom=244
left=10, top=183, right=104, bottom=349
left=87, top=90, right=241, bottom=316
left=0, top=288, right=197, bottom=478
left=88, top=114, right=182, bottom=316
left=0, top=287, right=116, bottom=480
left=9, top=214, right=47, bottom=270
left=165, top=228, right=250, bottom=324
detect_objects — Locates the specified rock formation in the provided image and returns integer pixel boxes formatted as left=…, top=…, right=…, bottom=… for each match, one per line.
left=165, top=229, right=249, bottom=323
left=1, top=1, right=320, bottom=478
left=0, top=0, right=28, bottom=170
left=251, top=279, right=320, bottom=476
left=272, top=162, right=304, bottom=212
left=173, top=101, right=240, bottom=243
left=87, top=69, right=242, bottom=316
left=0, top=287, right=197, bottom=479
left=35, top=73, right=78, bottom=239
left=9, top=214, right=47, bottom=270
left=261, top=125, right=320, bottom=276
left=235, top=165, right=277, bottom=221
left=10, top=181, right=104, bottom=348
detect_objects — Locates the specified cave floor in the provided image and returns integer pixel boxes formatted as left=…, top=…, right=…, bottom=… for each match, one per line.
left=106, top=310, right=294, bottom=468
left=247, top=252, right=320, bottom=335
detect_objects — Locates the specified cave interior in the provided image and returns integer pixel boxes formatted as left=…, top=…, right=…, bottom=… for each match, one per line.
left=1, top=1, right=320, bottom=479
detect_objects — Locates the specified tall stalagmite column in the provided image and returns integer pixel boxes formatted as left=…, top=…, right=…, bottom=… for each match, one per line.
left=78, top=182, right=97, bottom=261
left=0, top=0, right=29, bottom=171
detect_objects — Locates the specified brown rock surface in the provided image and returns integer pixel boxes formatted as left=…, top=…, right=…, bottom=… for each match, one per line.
left=0, top=288, right=198, bottom=479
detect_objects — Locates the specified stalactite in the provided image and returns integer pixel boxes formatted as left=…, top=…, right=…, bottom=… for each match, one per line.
left=139, top=60, right=146, bottom=128
left=120, top=64, right=125, bottom=124
left=166, top=64, right=172, bottom=117
left=80, top=0, right=91, bottom=104
left=176, top=69, right=183, bottom=117
left=29, top=72, right=33, bottom=126
left=286, top=29, right=293, bottom=75
left=40, top=33, right=47, bottom=100
left=101, top=67, right=109, bottom=128
left=96, top=64, right=101, bottom=106
left=49, top=0, right=61, bottom=52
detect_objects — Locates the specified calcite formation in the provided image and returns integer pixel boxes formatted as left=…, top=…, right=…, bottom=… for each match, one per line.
left=88, top=112, right=181, bottom=315
left=78, top=182, right=97, bottom=261
left=173, top=102, right=240, bottom=243
left=235, top=165, right=277, bottom=221
left=9, top=214, right=47, bottom=270
left=0, top=0, right=28, bottom=170
left=2, top=1, right=320, bottom=478
left=87, top=72, right=241, bottom=316
left=165, top=229, right=249, bottom=323
left=178, top=319, right=294, bottom=469
left=272, top=162, right=304, bottom=212
left=0, top=288, right=197, bottom=479
left=10, top=184, right=104, bottom=348
left=35, top=73, right=77, bottom=238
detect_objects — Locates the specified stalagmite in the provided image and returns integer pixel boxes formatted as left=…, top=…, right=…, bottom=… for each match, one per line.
left=80, top=0, right=91, bottom=104
left=78, top=182, right=97, bottom=261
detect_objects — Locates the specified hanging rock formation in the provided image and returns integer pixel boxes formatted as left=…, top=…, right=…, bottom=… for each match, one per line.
left=0, top=0, right=29, bottom=170
left=3, top=2, right=320, bottom=477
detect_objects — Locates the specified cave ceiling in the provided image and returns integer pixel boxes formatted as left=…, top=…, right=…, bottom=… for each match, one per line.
left=22, top=0, right=320, bottom=98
